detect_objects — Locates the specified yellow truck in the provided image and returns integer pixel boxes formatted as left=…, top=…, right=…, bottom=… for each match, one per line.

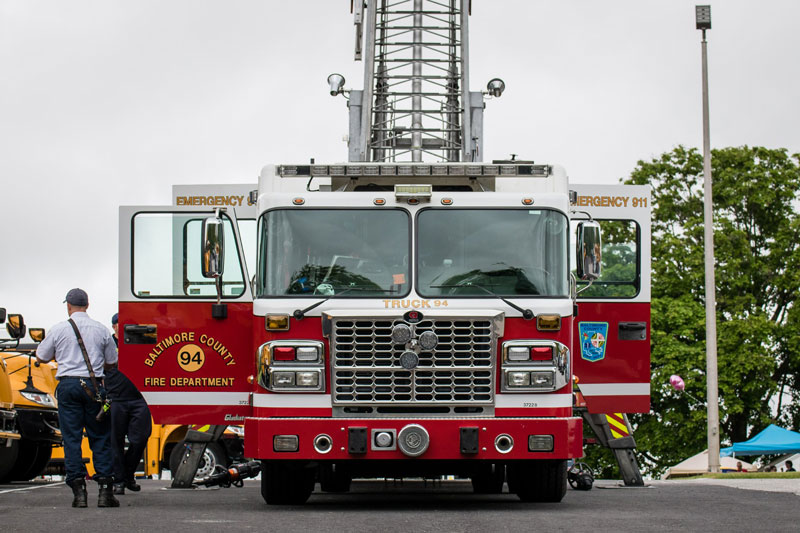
left=0, top=309, right=63, bottom=482
left=0, top=337, right=22, bottom=480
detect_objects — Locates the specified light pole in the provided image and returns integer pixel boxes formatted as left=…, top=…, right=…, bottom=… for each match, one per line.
left=696, top=4, right=720, bottom=473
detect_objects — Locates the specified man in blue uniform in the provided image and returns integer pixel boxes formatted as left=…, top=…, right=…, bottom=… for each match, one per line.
left=107, top=312, right=152, bottom=494
left=36, top=288, right=119, bottom=508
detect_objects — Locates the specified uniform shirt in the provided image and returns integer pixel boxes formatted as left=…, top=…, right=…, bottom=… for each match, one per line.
left=104, top=368, right=145, bottom=402
left=36, top=311, right=118, bottom=378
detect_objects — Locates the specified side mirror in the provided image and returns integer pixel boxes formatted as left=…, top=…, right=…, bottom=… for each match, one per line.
left=0, top=307, right=6, bottom=323
left=201, top=216, right=225, bottom=279
left=29, top=328, right=46, bottom=343
left=576, top=221, right=602, bottom=281
left=6, top=313, right=26, bottom=340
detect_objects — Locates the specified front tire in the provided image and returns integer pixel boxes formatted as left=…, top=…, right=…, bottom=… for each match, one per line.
left=0, top=439, right=20, bottom=482
left=507, top=460, right=567, bottom=503
left=6, top=439, right=52, bottom=482
left=261, top=461, right=315, bottom=505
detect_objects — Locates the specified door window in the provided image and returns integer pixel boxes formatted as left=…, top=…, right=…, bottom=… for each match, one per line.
left=132, top=212, right=246, bottom=298
left=574, top=219, right=640, bottom=299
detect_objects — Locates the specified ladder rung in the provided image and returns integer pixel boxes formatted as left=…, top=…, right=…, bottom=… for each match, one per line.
left=377, top=10, right=459, bottom=15
left=372, top=58, right=454, bottom=63
left=374, top=109, right=460, bottom=113
left=376, top=41, right=461, bottom=46
left=376, top=26, right=457, bottom=31
left=374, top=91, right=460, bottom=96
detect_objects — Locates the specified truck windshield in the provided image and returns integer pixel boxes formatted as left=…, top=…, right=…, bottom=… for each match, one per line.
left=257, top=208, right=411, bottom=297
left=417, top=208, right=569, bottom=297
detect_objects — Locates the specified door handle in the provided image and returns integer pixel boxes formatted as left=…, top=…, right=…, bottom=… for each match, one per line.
left=618, top=322, right=647, bottom=341
left=124, top=324, right=157, bottom=345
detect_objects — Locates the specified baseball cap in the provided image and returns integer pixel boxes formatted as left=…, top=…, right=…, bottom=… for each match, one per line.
left=63, top=288, right=89, bottom=306
left=111, top=313, right=119, bottom=325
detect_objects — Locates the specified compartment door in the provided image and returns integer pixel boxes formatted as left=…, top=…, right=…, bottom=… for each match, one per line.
left=118, top=206, right=254, bottom=424
left=572, top=185, right=651, bottom=413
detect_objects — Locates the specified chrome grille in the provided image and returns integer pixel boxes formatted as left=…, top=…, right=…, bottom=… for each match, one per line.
left=332, top=318, right=496, bottom=405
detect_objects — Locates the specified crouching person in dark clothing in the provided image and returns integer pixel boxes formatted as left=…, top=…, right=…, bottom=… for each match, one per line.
left=108, top=313, right=153, bottom=495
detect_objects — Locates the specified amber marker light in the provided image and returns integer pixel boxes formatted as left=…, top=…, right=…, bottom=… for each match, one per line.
left=441, top=198, right=453, bottom=205
left=292, top=197, right=305, bottom=205
left=536, top=314, right=562, bottom=331
left=266, top=314, right=290, bottom=331
left=521, top=198, right=534, bottom=205
left=374, top=198, right=386, bottom=206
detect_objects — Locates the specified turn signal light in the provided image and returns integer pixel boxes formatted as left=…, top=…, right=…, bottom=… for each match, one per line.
left=536, top=314, right=561, bottom=331
left=265, top=314, right=290, bottom=331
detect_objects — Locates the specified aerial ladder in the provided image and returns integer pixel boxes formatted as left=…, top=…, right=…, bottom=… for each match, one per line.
left=335, top=0, right=502, bottom=164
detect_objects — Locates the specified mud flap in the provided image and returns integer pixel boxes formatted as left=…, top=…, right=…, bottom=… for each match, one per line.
left=170, top=425, right=227, bottom=488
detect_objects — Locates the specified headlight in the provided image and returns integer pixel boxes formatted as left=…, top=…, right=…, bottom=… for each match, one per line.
left=296, top=371, right=320, bottom=387
left=530, top=371, right=555, bottom=389
left=20, top=391, right=56, bottom=407
left=507, top=371, right=531, bottom=387
left=269, top=370, right=323, bottom=391
left=272, top=372, right=296, bottom=388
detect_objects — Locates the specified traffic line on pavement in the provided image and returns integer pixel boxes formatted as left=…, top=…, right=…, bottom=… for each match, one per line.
left=0, top=482, right=64, bottom=494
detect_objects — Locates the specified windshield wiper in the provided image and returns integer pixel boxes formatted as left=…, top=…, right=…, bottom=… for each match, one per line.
left=431, top=282, right=534, bottom=320
left=293, top=287, right=398, bottom=320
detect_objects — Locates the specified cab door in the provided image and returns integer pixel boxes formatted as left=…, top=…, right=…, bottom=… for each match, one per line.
left=572, top=185, right=651, bottom=413
left=118, top=206, right=254, bottom=424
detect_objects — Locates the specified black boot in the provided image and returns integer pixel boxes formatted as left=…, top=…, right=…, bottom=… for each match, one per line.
left=68, top=478, right=87, bottom=508
left=97, top=478, right=120, bottom=508
left=124, top=479, right=141, bottom=492
left=113, top=482, right=125, bottom=495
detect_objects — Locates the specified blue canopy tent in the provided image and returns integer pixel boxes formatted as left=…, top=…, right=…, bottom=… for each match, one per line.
left=721, top=424, right=800, bottom=457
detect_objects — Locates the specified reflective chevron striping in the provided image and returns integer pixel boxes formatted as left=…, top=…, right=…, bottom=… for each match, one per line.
left=606, top=413, right=629, bottom=439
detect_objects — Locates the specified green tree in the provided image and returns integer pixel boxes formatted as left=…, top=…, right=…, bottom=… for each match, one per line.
left=625, top=145, right=800, bottom=475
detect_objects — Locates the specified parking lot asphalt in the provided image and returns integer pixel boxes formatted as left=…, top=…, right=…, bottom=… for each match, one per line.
left=1, top=478, right=798, bottom=532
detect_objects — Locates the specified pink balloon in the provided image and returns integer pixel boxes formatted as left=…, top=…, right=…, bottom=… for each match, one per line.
left=670, top=375, right=685, bottom=391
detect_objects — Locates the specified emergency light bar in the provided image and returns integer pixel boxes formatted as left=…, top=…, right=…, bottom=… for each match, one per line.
left=278, top=163, right=551, bottom=178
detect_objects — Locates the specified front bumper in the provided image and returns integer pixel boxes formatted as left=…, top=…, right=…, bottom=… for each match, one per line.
left=245, top=417, right=582, bottom=460
left=16, top=407, right=61, bottom=442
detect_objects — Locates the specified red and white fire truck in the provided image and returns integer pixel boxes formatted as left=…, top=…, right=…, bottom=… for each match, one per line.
left=118, top=1, right=650, bottom=504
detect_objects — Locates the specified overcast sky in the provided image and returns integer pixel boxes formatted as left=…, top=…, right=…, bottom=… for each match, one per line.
left=1, top=0, right=799, bottom=332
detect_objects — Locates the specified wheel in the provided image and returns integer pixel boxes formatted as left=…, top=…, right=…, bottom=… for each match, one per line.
left=507, top=460, right=567, bottom=503
left=261, top=461, right=315, bottom=505
left=0, top=439, right=20, bottom=483
left=168, top=441, right=228, bottom=480
left=320, top=464, right=351, bottom=493
left=471, top=463, right=505, bottom=494
left=6, top=439, right=52, bottom=482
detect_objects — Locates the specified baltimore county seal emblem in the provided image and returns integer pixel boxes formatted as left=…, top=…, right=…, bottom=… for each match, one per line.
left=578, top=322, right=608, bottom=362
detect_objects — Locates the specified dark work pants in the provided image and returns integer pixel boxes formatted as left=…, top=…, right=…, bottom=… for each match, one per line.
left=56, top=378, right=114, bottom=484
left=110, top=398, right=152, bottom=483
